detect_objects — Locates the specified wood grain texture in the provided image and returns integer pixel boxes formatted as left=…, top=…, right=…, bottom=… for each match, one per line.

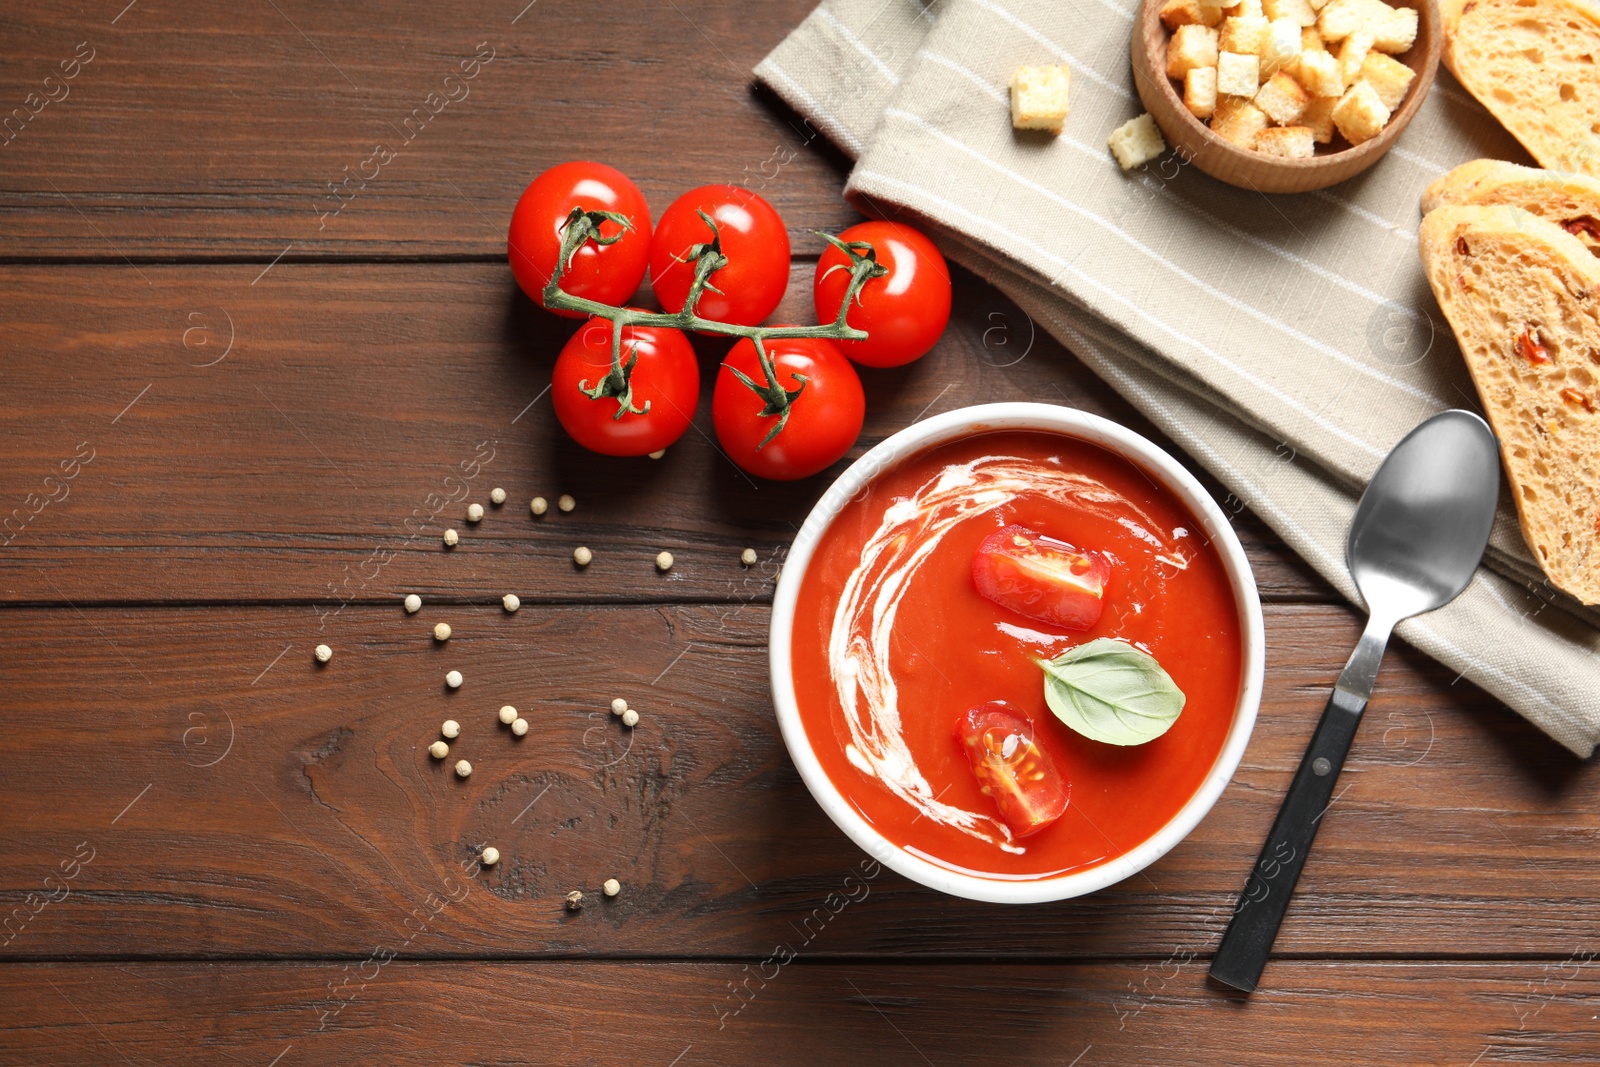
left=3, top=960, right=1598, bottom=1066
left=0, top=603, right=1591, bottom=961
left=3, top=0, right=1595, bottom=1060
left=0, top=0, right=854, bottom=258
left=0, top=260, right=1322, bottom=604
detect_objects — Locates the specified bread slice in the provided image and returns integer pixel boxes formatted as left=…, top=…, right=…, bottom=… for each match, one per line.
left=1421, top=159, right=1600, bottom=255
left=1441, top=0, right=1600, bottom=175
left=1418, top=205, right=1600, bottom=603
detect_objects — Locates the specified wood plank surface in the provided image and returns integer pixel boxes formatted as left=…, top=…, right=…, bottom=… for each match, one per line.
left=2, top=603, right=1592, bottom=961
left=0, top=260, right=1322, bottom=604
left=3, top=960, right=1598, bottom=1066
left=0, top=0, right=853, bottom=258
left=5, top=0, right=1598, bottom=1061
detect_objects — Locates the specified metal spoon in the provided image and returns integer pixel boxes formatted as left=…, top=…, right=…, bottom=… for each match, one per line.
left=1208, top=409, right=1500, bottom=993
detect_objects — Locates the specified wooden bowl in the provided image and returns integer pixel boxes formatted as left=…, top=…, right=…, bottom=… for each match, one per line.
left=1131, top=0, right=1441, bottom=193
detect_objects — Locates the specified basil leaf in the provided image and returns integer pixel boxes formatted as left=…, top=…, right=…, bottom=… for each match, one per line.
left=1038, top=638, right=1186, bottom=747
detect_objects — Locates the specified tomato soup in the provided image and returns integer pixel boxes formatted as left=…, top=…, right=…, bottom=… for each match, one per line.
left=790, top=430, right=1243, bottom=881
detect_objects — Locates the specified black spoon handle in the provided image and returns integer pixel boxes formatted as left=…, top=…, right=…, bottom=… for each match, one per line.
left=1208, top=685, right=1367, bottom=993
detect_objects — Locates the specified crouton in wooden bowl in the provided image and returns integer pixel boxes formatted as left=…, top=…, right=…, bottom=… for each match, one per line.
left=1132, top=0, right=1440, bottom=193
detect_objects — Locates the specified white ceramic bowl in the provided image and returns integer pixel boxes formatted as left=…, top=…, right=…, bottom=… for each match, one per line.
left=769, top=402, right=1265, bottom=904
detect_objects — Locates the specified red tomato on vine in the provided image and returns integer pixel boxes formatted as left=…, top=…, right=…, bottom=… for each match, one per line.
left=712, top=335, right=864, bottom=481
left=552, top=314, right=699, bottom=457
left=509, top=161, right=653, bottom=318
left=813, top=221, right=951, bottom=367
left=649, top=184, right=791, bottom=327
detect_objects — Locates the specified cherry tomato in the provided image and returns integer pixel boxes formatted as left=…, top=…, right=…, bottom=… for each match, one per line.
left=712, top=335, right=864, bottom=481
left=509, top=161, right=652, bottom=318
left=813, top=221, right=952, bottom=368
left=649, top=184, right=791, bottom=326
left=972, top=525, right=1111, bottom=631
left=955, top=703, right=1069, bottom=838
left=551, top=314, right=698, bottom=457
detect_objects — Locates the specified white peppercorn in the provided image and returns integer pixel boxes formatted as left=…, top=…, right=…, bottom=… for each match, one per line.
left=655, top=551, right=674, bottom=572
left=621, top=708, right=639, bottom=728
left=648, top=449, right=665, bottom=460
left=498, top=705, right=518, bottom=725
left=443, top=528, right=459, bottom=547
left=530, top=496, right=548, bottom=516
left=433, top=622, right=451, bottom=642
left=446, top=670, right=463, bottom=689
left=441, top=720, right=460, bottom=739
left=610, top=697, right=628, bottom=716
left=404, top=593, right=422, bottom=614
left=602, top=878, right=620, bottom=897
left=557, top=494, right=575, bottom=513
left=503, top=593, right=520, bottom=613
left=314, top=644, right=332, bottom=663
left=573, top=546, right=592, bottom=567
left=741, top=548, right=757, bottom=566
left=466, top=502, right=484, bottom=523
left=454, top=759, right=472, bottom=778
left=481, top=846, right=500, bottom=866
left=428, top=740, right=449, bottom=759
left=565, top=890, right=584, bottom=910
left=489, top=487, right=506, bottom=505
left=511, top=717, right=529, bottom=737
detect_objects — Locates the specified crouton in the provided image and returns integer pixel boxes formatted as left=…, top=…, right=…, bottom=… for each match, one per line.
left=1300, top=94, right=1338, bottom=141
left=1160, top=0, right=1226, bottom=27
left=1256, top=70, right=1312, bottom=122
left=1332, top=78, right=1391, bottom=142
left=1218, top=50, right=1262, bottom=95
left=1318, top=0, right=1415, bottom=51
left=1184, top=65, right=1220, bottom=118
left=1227, top=0, right=1266, bottom=16
left=1255, top=124, right=1317, bottom=157
left=1010, top=65, right=1072, bottom=132
left=1357, top=51, right=1415, bottom=109
left=1211, top=96, right=1271, bottom=145
left=1264, top=0, right=1319, bottom=25
left=1108, top=113, right=1168, bottom=169
left=1260, top=18, right=1303, bottom=75
left=1168, top=24, right=1221, bottom=77
left=1294, top=48, right=1344, bottom=95
left=1338, top=30, right=1375, bottom=85
left=1220, top=13, right=1271, bottom=53
left=1301, top=26, right=1325, bottom=50
left=1370, top=3, right=1417, bottom=52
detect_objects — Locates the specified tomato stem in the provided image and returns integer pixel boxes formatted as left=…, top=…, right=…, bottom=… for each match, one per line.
left=577, top=318, right=651, bottom=420
left=543, top=211, right=885, bottom=444
left=723, top=336, right=807, bottom=449
left=677, top=210, right=729, bottom=319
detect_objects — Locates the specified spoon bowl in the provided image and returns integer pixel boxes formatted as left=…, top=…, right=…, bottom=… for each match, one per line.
left=1349, top=410, right=1503, bottom=626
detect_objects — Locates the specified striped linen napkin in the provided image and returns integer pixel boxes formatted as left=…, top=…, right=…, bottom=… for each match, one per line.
left=756, top=0, right=1600, bottom=756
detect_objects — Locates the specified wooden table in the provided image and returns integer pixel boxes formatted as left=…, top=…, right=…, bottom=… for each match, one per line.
left=3, top=3, right=1597, bottom=1064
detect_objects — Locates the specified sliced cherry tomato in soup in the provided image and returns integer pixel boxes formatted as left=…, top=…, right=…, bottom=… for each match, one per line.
left=971, top=524, right=1111, bottom=631
left=955, top=703, right=1069, bottom=838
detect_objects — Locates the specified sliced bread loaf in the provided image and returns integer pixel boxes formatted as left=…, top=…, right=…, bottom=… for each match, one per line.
left=1422, top=159, right=1600, bottom=254
left=1418, top=204, right=1600, bottom=603
left=1440, top=0, right=1600, bottom=175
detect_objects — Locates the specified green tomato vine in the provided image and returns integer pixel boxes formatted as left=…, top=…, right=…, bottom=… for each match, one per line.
left=542, top=207, right=886, bottom=445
